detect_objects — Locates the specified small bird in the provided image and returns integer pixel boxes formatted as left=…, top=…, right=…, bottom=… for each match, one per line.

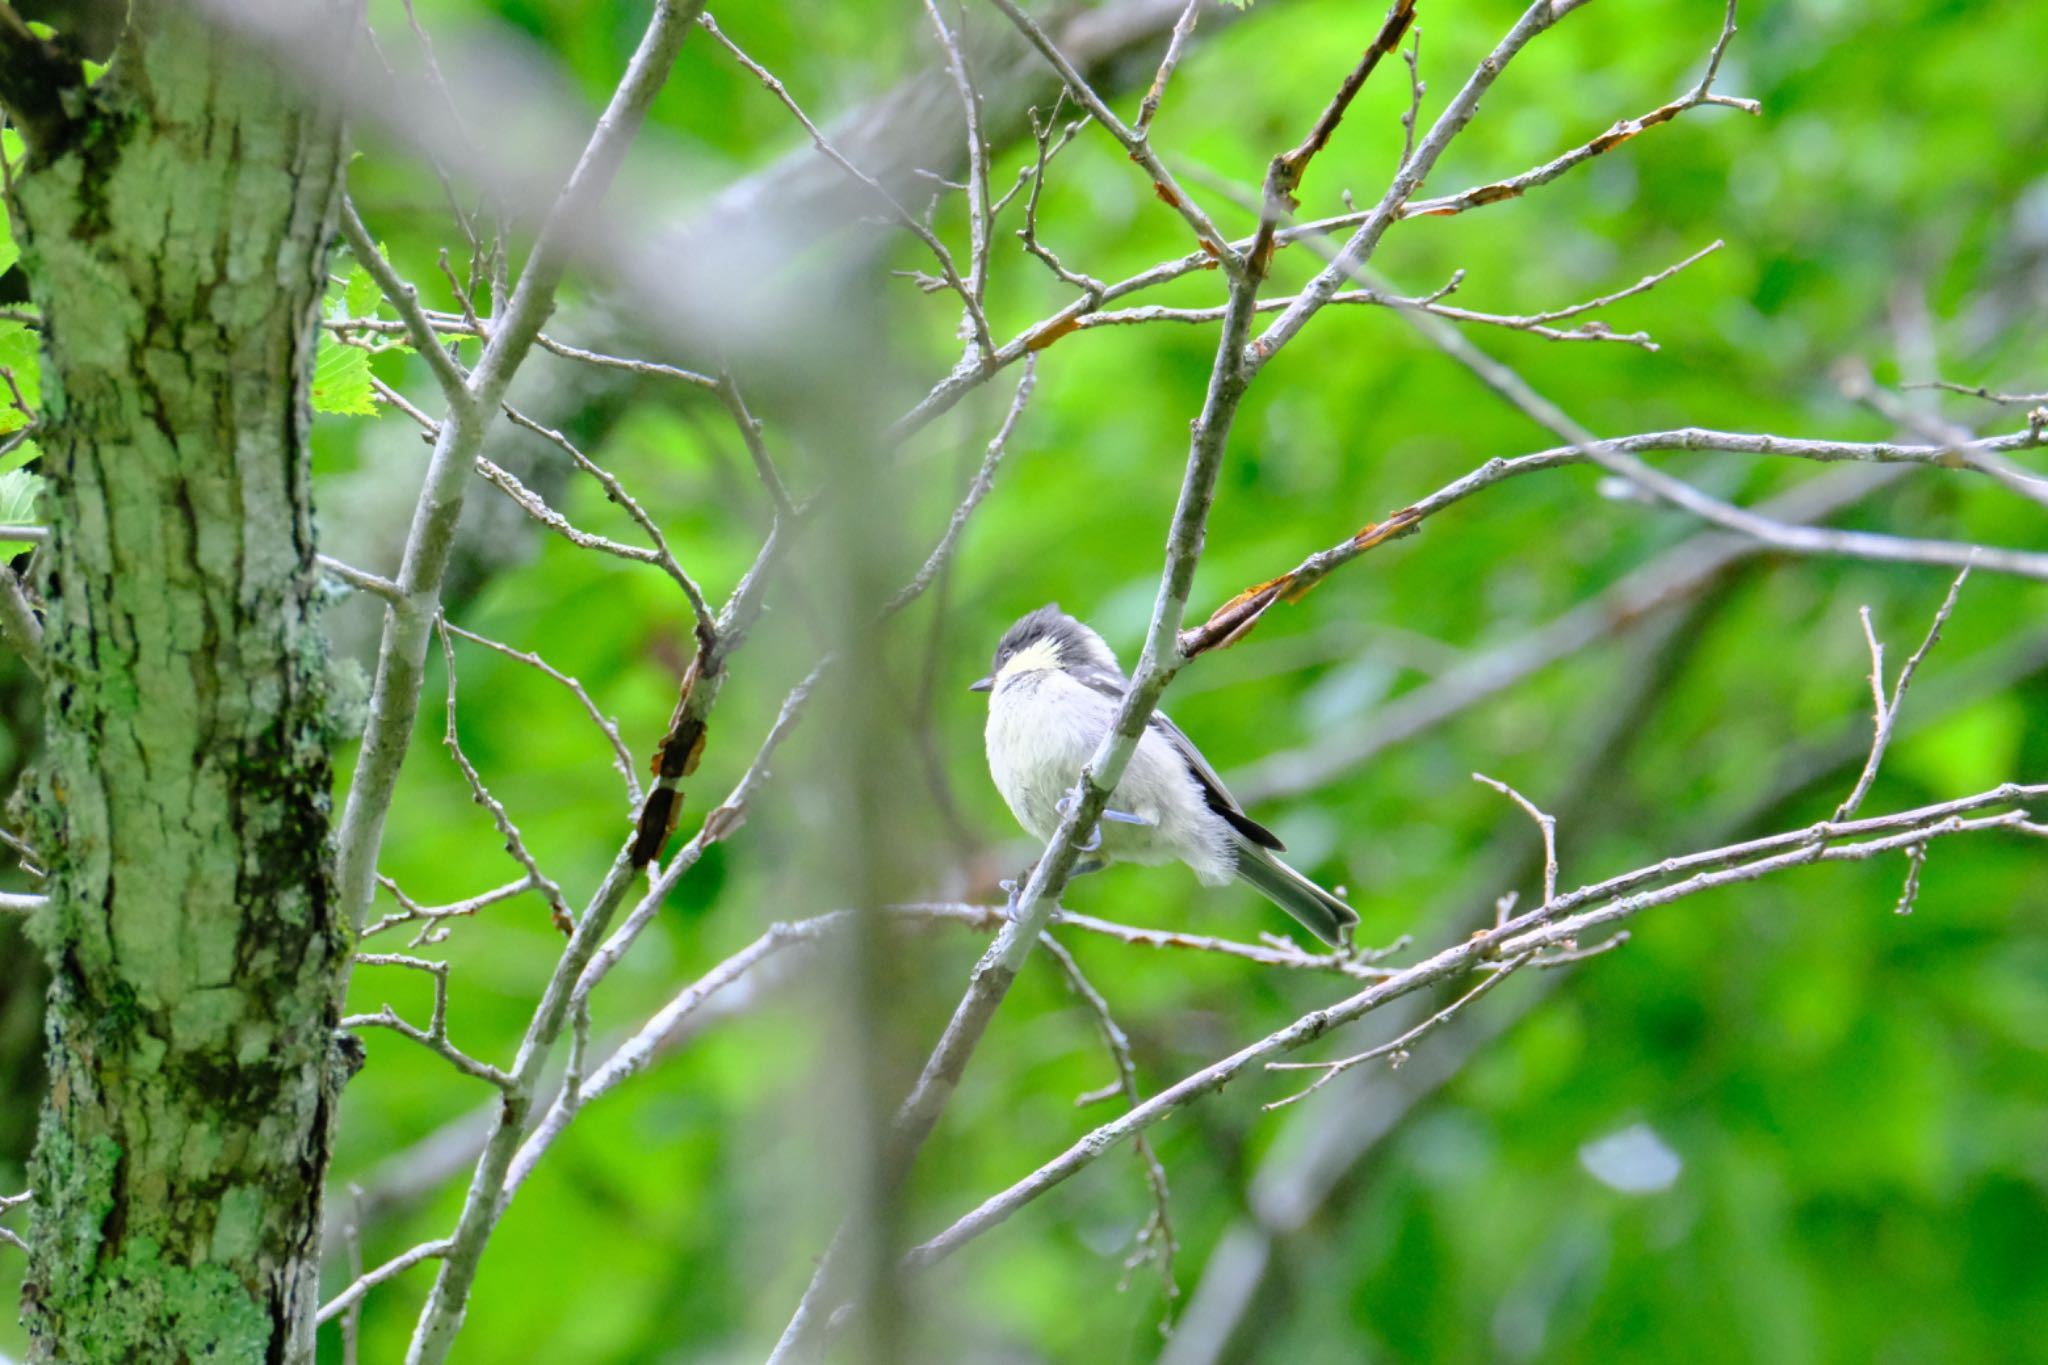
left=972, top=604, right=1359, bottom=947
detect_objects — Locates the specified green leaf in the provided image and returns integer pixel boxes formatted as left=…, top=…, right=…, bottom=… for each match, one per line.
left=0, top=467, right=43, bottom=558
left=344, top=262, right=382, bottom=322
left=0, top=321, right=40, bottom=433
left=0, top=436, right=39, bottom=477
left=310, top=334, right=377, bottom=417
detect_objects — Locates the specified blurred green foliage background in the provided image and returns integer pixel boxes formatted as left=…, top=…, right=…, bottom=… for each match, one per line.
left=4, top=0, right=2047, bottom=1360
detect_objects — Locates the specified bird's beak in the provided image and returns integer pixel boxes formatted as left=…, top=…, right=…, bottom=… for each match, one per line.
left=968, top=676, right=994, bottom=693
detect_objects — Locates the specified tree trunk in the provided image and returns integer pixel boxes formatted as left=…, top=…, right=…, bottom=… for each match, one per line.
left=9, top=4, right=352, bottom=1360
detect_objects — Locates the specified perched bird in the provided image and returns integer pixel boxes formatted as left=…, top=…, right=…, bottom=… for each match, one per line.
left=972, top=604, right=1359, bottom=947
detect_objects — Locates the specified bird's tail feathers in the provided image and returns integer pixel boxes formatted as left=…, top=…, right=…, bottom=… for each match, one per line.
left=1231, top=840, right=1359, bottom=948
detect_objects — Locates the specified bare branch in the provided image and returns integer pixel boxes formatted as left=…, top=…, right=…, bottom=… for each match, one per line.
left=886, top=355, right=1038, bottom=615
left=533, top=333, right=717, bottom=388
left=1472, top=774, right=1558, bottom=905
left=1041, top=935, right=1177, bottom=1308
left=773, top=155, right=1270, bottom=1365
left=1380, top=288, right=2048, bottom=584
left=435, top=620, right=574, bottom=934
left=1135, top=0, right=1202, bottom=134
left=440, top=620, right=642, bottom=807
left=1181, top=407, right=2045, bottom=669
left=338, top=198, right=473, bottom=406
left=362, top=874, right=535, bottom=946
left=473, top=453, right=669, bottom=571
left=714, top=368, right=799, bottom=523
left=1072, top=242, right=1720, bottom=350
left=317, top=1239, right=455, bottom=1326
left=1906, top=379, right=2048, bottom=407
left=318, top=555, right=405, bottom=604
left=0, top=1172, right=24, bottom=1248
left=1892, top=843, right=1930, bottom=916
left=923, top=0, right=994, bottom=319
left=1250, top=0, right=1418, bottom=278
left=1839, top=363, right=2048, bottom=511
left=1017, top=97, right=1104, bottom=298
left=506, top=911, right=849, bottom=1197
left=1263, top=952, right=1535, bottom=1111
left=335, top=0, right=713, bottom=955
left=344, top=954, right=513, bottom=1089
left=1248, top=0, right=1587, bottom=371
left=982, top=0, right=1240, bottom=271
left=904, top=785, right=2043, bottom=1271
left=502, top=405, right=719, bottom=645
left=1402, top=2, right=1756, bottom=218
left=700, top=11, right=995, bottom=364
left=1397, top=24, right=1425, bottom=169
left=1835, top=566, right=1970, bottom=820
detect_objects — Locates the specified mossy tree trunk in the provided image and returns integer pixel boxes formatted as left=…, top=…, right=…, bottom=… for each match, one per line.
left=5, top=3, right=354, bottom=1359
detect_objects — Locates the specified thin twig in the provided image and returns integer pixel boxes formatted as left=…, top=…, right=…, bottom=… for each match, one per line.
left=1072, top=243, right=1719, bottom=349
left=1400, top=1, right=1756, bottom=218
left=1135, top=0, right=1201, bottom=134
left=1835, top=565, right=1971, bottom=820
left=1017, top=97, right=1102, bottom=298
left=1905, top=379, right=2048, bottom=407
left=923, top=0, right=994, bottom=323
left=700, top=11, right=994, bottom=364
left=317, top=1239, right=455, bottom=1325
left=502, top=404, right=719, bottom=647
left=1247, top=0, right=1418, bottom=278
left=533, top=332, right=717, bottom=387
left=1248, top=0, right=1591, bottom=372
left=902, top=786, right=2044, bottom=1271
left=1263, top=952, right=1535, bottom=1111
left=1385, top=284, right=2048, bottom=583
left=714, top=368, right=798, bottom=523
left=318, top=555, right=405, bottom=604
left=1472, top=774, right=1558, bottom=905
left=886, top=356, right=1037, bottom=615
left=338, top=198, right=472, bottom=406
left=440, top=620, right=641, bottom=806
left=335, top=0, right=714, bottom=979
left=1397, top=25, right=1425, bottom=169
left=434, top=619, right=574, bottom=934
left=344, top=954, right=513, bottom=1089
left=1892, top=844, right=1929, bottom=916
left=474, top=454, right=670, bottom=571
left=981, top=0, right=1239, bottom=271
left=362, top=874, right=534, bottom=945
left=1041, top=935, right=1178, bottom=1311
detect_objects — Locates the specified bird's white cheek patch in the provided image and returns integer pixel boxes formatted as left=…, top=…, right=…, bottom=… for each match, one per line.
left=996, top=637, right=1064, bottom=684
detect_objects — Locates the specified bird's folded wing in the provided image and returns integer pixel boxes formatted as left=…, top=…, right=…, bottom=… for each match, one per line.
left=1067, top=665, right=1286, bottom=852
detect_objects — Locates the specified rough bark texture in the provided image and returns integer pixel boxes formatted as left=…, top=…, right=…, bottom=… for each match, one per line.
left=11, top=5, right=352, bottom=1360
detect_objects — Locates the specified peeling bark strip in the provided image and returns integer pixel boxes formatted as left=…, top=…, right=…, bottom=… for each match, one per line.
left=9, top=5, right=354, bottom=1362
left=629, top=653, right=717, bottom=867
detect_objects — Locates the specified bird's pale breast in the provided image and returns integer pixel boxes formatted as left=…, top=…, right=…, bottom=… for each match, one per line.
left=984, top=670, right=1233, bottom=882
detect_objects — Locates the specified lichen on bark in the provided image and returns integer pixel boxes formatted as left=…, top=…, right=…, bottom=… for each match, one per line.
left=10, top=4, right=357, bottom=1360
